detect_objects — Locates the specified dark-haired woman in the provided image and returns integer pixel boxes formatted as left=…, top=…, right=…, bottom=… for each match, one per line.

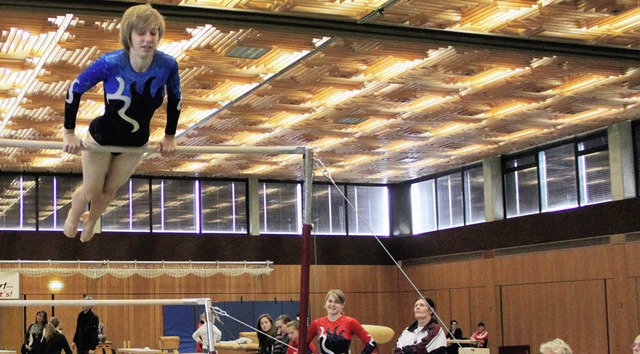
left=22, top=311, right=48, bottom=354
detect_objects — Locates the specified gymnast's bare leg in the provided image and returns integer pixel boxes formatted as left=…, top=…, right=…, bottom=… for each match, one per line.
left=63, top=133, right=143, bottom=240
left=63, top=149, right=111, bottom=238
left=79, top=151, right=143, bottom=242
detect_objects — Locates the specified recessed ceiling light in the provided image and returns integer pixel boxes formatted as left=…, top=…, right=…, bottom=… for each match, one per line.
left=226, top=46, right=270, bottom=59
left=336, top=117, right=367, bottom=125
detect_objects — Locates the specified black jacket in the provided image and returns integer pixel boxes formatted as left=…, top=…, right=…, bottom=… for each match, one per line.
left=44, top=331, right=73, bottom=354
left=72, top=310, right=99, bottom=351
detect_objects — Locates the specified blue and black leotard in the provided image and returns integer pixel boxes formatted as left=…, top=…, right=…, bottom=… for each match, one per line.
left=64, top=49, right=182, bottom=147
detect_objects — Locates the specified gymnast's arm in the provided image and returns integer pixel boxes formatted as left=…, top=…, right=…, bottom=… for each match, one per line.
left=306, top=320, right=319, bottom=343
left=349, top=318, right=377, bottom=354
left=63, top=56, right=107, bottom=154
left=157, top=58, right=182, bottom=156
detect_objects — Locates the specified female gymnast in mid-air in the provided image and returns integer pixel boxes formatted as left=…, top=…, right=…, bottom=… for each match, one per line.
left=62, top=3, right=182, bottom=242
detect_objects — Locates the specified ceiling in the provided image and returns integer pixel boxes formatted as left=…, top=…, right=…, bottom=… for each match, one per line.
left=1, top=0, right=640, bottom=184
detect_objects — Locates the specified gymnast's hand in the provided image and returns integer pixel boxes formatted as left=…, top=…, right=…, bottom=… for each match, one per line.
left=157, top=134, right=176, bottom=156
left=63, top=130, right=84, bottom=154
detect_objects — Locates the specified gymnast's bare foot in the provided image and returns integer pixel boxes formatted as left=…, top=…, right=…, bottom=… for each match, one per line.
left=80, top=212, right=96, bottom=242
left=63, top=212, right=83, bottom=238
left=80, top=222, right=97, bottom=242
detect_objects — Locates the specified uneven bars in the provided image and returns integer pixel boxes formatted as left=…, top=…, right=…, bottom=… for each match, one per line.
left=0, top=138, right=306, bottom=155
left=0, top=298, right=210, bottom=307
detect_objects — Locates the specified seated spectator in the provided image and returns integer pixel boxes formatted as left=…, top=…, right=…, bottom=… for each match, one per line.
left=446, top=320, right=464, bottom=354
left=447, top=320, right=464, bottom=340
left=257, top=314, right=277, bottom=354
left=469, top=322, right=488, bottom=348
left=632, top=334, right=640, bottom=354
left=539, top=338, right=572, bottom=354
left=286, top=320, right=316, bottom=354
left=395, top=297, right=446, bottom=354
left=274, top=314, right=292, bottom=354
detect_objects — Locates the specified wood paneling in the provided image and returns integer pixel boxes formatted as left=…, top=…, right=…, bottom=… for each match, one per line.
left=450, top=288, right=471, bottom=338
left=1, top=307, right=23, bottom=351
left=501, top=280, right=607, bottom=353
left=627, top=243, right=640, bottom=278
left=493, top=246, right=617, bottom=285
left=155, top=275, right=182, bottom=295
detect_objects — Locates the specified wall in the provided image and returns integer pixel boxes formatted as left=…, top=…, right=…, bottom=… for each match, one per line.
left=0, top=265, right=401, bottom=354
left=398, top=237, right=640, bottom=354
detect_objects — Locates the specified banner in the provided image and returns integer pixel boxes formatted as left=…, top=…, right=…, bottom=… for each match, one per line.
left=0, top=271, right=19, bottom=299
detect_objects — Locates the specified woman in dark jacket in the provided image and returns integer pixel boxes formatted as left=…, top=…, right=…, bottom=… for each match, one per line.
left=22, top=311, right=48, bottom=354
left=256, top=314, right=278, bottom=354
left=43, top=317, right=72, bottom=354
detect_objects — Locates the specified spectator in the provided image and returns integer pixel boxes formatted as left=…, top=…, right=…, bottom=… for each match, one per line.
left=22, top=311, right=48, bottom=354
left=446, top=320, right=464, bottom=354
left=469, top=322, right=488, bottom=348
left=196, top=313, right=206, bottom=352
left=539, top=338, right=572, bottom=354
left=257, top=314, right=277, bottom=354
left=273, top=314, right=292, bottom=354
left=71, top=296, right=99, bottom=354
left=286, top=320, right=315, bottom=354
left=192, top=312, right=222, bottom=353
left=395, top=297, right=446, bottom=354
left=43, top=317, right=72, bottom=354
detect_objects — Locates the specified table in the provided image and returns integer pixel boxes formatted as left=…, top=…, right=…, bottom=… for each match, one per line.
left=0, top=350, right=17, bottom=354
left=117, top=348, right=162, bottom=354
left=447, top=339, right=479, bottom=346
left=459, top=348, right=489, bottom=354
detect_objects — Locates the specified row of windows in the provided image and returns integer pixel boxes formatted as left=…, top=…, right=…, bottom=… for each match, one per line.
left=411, top=166, right=485, bottom=234
left=0, top=123, right=638, bottom=236
left=409, top=131, right=616, bottom=235
left=0, top=176, right=389, bottom=236
left=503, top=133, right=611, bottom=217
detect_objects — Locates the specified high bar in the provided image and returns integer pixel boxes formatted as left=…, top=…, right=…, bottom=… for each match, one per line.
left=0, top=298, right=210, bottom=307
left=0, top=139, right=307, bottom=155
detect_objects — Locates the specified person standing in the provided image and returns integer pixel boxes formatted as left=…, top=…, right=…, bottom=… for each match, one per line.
left=307, top=289, right=376, bottom=354
left=72, top=297, right=100, bottom=354
left=62, top=3, right=182, bottom=242
left=22, top=311, right=48, bottom=354
left=395, top=298, right=446, bottom=354
left=43, top=317, right=73, bottom=354
left=196, top=312, right=206, bottom=352
left=192, top=312, right=221, bottom=353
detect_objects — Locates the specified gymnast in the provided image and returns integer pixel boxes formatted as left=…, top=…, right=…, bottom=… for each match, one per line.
left=307, top=289, right=376, bottom=354
left=62, top=3, right=182, bottom=242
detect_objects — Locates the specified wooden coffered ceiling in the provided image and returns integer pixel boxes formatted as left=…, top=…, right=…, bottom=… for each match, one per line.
left=1, top=0, right=639, bottom=183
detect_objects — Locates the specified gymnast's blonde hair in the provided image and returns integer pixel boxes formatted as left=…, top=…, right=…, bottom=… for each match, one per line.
left=119, top=4, right=165, bottom=53
left=539, top=338, right=572, bottom=354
